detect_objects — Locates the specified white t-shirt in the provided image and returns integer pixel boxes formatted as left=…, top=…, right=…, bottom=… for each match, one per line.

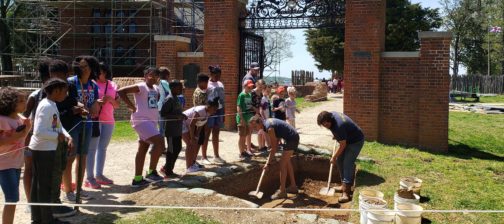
left=285, top=98, right=296, bottom=119
left=260, top=96, right=270, bottom=119
left=183, top=105, right=208, bottom=127
left=29, top=98, right=70, bottom=151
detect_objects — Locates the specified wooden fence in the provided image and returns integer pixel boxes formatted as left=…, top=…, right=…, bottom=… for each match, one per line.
left=451, top=75, right=504, bottom=94
left=291, top=70, right=314, bottom=86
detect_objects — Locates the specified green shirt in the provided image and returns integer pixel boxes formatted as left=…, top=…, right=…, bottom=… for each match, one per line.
left=236, top=92, right=254, bottom=124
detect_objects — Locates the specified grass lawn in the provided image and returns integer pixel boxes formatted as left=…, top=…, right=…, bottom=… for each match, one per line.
left=479, top=95, right=504, bottom=103
left=295, top=97, right=318, bottom=110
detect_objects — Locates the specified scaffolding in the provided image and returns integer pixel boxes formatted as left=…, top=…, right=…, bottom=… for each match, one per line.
left=1, top=0, right=204, bottom=79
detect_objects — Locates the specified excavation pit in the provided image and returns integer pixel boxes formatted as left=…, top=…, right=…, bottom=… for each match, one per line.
left=205, top=155, right=355, bottom=220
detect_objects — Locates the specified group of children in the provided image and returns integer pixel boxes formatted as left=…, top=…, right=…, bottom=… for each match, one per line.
left=236, top=78, right=300, bottom=160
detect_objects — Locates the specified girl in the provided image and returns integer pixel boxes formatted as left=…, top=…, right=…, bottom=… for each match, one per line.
left=86, top=63, right=120, bottom=188
left=30, top=78, right=73, bottom=224
left=182, top=97, right=220, bottom=173
left=62, top=55, right=100, bottom=202
left=259, top=85, right=272, bottom=151
left=0, top=87, right=31, bottom=224
left=118, top=67, right=164, bottom=187
left=285, top=86, right=300, bottom=128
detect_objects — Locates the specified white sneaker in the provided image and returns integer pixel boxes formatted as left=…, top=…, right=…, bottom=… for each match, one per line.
left=200, top=158, right=213, bottom=165
left=63, top=192, right=76, bottom=203
left=213, top=157, right=226, bottom=164
left=186, top=164, right=201, bottom=173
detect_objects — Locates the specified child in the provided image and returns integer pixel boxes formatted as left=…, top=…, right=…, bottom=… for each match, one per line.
left=178, top=80, right=186, bottom=108
left=202, top=65, right=226, bottom=165
left=182, top=98, right=220, bottom=173
left=86, top=63, right=119, bottom=188
left=259, top=85, right=272, bottom=150
left=249, top=116, right=299, bottom=200
left=0, top=87, right=31, bottom=224
left=156, top=67, right=171, bottom=150
left=272, top=86, right=286, bottom=121
left=22, top=59, right=51, bottom=208
left=29, top=78, right=73, bottom=224
left=285, top=87, right=300, bottom=128
left=250, top=79, right=266, bottom=152
left=237, top=80, right=255, bottom=159
left=118, top=67, right=165, bottom=187
left=192, top=74, right=209, bottom=165
left=159, top=80, right=184, bottom=178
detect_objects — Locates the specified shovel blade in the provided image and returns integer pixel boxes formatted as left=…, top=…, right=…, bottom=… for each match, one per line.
left=319, top=187, right=336, bottom=196
left=248, top=191, right=264, bottom=199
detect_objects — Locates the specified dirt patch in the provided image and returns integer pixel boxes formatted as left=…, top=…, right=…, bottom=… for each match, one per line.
left=397, top=189, right=416, bottom=199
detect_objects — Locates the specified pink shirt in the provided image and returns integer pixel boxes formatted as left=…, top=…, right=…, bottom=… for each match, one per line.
left=96, top=80, right=118, bottom=124
left=0, top=115, right=24, bottom=170
left=131, top=82, right=159, bottom=126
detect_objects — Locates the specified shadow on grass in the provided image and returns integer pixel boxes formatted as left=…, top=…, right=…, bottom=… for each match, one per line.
left=446, top=140, right=504, bottom=162
left=355, top=170, right=385, bottom=187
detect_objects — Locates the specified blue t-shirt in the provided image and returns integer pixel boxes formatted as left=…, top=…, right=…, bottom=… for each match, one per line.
left=263, top=118, right=298, bottom=141
left=330, top=112, right=364, bottom=144
left=68, top=76, right=99, bottom=122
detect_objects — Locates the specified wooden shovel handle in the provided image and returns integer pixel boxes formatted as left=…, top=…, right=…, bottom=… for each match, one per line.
left=256, top=168, right=267, bottom=192
left=326, top=141, right=339, bottom=188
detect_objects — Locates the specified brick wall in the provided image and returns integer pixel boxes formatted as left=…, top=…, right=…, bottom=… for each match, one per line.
left=203, top=0, right=243, bottom=130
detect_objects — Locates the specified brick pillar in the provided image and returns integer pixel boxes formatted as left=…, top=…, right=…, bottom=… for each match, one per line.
left=343, top=0, right=386, bottom=140
left=418, top=32, right=452, bottom=151
left=155, top=35, right=191, bottom=78
left=204, top=0, right=243, bottom=130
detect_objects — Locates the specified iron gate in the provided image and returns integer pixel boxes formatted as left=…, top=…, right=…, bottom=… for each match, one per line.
left=239, top=31, right=265, bottom=93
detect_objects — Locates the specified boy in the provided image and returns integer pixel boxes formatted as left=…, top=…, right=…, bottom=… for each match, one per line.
left=157, top=67, right=171, bottom=149
left=285, top=87, right=300, bottom=128
left=192, top=74, right=209, bottom=165
left=236, top=80, right=255, bottom=159
left=118, top=67, right=165, bottom=187
left=29, top=78, right=73, bottom=224
left=259, top=85, right=272, bottom=150
left=159, top=80, right=184, bottom=179
left=251, top=79, right=266, bottom=152
left=272, top=86, right=286, bottom=121
left=249, top=116, right=299, bottom=200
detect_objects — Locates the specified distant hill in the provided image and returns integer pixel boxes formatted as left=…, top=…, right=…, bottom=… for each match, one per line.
left=263, top=76, right=292, bottom=85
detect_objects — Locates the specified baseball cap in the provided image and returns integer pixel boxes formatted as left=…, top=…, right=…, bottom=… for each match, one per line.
left=249, top=62, right=260, bottom=70
left=276, top=86, right=285, bottom=94
left=244, top=80, right=255, bottom=88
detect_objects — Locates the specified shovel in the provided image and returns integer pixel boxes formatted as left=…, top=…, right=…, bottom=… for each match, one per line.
left=319, top=141, right=339, bottom=196
left=249, top=168, right=267, bottom=199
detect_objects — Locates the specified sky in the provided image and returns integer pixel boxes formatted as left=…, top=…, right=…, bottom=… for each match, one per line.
left=279, top=0, right=444, bottom=79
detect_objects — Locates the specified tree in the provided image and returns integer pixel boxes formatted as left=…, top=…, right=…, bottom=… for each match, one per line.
left=0, top=0, right=13, bottom=74
left=262, top=30, right=295, bottom=74
left=305, top=0, right=441, bottom=74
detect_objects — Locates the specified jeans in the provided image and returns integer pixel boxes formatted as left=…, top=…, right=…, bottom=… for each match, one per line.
left=69, top=122, right=92, bottom=156
left=164, top=136, right=182, bottom=173
left=31, top=150, right=55, bottom=224
left=0, top=168, right=21, bottom=202
left=87, top=123, right=115, bottom=179
left=337, top=140, right=364, bottom=184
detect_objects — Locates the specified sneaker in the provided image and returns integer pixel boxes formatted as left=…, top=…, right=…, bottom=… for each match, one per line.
left=286, top=186, right=299, bottom=194
left=259, top=147, right=268, bottom=152
left=131, top=178, right=150, bottom=188
left=195, top=161, right=205, bottom=169
left=78, top=190, right=93, bottom=200
left=145, top=170, right=163, bottom=183
left=96, top=176, right=114, bottom=185
left=271, top=190, right=288, bottom=200
left=84, top=179, right=101, bottom=189
left=52, top=206, right=76, bottom=218
left=212, top=157, right=226, bottom=164
left=246, top=150, right=255, bottom=156
left=63, top=192, right=76, bottom=203
left=186, top=164, right=201, bottom=173
left=200, top=158, right=213, bottom=165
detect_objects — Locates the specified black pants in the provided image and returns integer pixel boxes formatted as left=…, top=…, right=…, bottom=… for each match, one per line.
left=31, top=150, right=55, bottom=224
left=164, top=136, right=182, bottom=173
left=51, top=142, right=70, bottom=212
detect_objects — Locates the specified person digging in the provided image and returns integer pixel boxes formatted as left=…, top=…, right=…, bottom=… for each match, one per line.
left=249, top=115, right=299, bottom=200
left=317, top=111, right=365, bottom=203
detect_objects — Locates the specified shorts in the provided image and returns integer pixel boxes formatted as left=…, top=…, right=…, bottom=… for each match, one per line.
left=207, top=108, right=224, bottom=128
left=69, top=122, right=92, bottom=156
left=238, top=123, right=250, bottom=137
left=283, top=136, right=300, bottom=151
left=0, top=168, right=21, bottom=202
left=133, top=121, right=161, bottom=143
left=182, top=122, right=189, bottom=134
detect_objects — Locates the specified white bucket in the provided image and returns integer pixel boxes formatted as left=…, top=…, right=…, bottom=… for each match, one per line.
left=394, top=192, right=420, bottom=210
left=400, top=177, right=422, bottom=195
left=359, top=197, right=387, bottom=224
left=395, top=203, right=423, bottom=224
left=359, top=189, right=385, bottom=202
left=366, top=210, right=395, bottom=224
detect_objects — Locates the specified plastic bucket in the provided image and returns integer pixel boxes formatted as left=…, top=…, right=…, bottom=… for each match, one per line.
left=366, top=210, right=395, bottom=224
left=400, top=177, right=422, bottom=195
left=395, top=203, right=423, bottom=224
left=359, top=197, right=387, bottom=224
left=359, top=189, right=385, bottom=202
left=394, top=192, right=420, bottom=209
